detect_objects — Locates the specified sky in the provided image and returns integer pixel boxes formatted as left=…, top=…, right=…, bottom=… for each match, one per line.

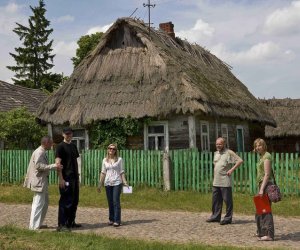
left=0, top=0, right=299, bottom=99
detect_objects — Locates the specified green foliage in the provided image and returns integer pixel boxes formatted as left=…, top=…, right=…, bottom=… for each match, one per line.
left=88, top=117, right=145, bottom=149
left=0, top=107, right=47, bottom=149
left=72, top=32, right=103, bottom=67
left=7, top=0, right=60, bottom=92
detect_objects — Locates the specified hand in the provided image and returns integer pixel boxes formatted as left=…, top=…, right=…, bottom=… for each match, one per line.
left=226, top=169, right=233, bottom=176
left=123, top=182, right=129, bottom=187
left=56, top=162, right=63, bottom=171
left=97, top=183, right=102, bottom=193
left=258, top=190, right=264, bottom=196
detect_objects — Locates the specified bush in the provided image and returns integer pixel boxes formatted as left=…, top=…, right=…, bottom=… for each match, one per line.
left=0, top=107, right=47, bottom=149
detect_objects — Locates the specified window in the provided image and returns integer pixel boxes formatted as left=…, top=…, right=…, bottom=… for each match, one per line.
left=71, top=129, right=86, bottom=153
left=236, top=126, right=244, bottom=152
left=144, top=121, right=169, bottom=150
left=200, top=121, right=210, bottom=151
left=221, top=124, right=229, bottom=147
left=71, top=138, right=85, bottom=152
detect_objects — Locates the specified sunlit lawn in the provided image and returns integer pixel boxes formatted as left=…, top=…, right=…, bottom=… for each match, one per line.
left=0, top=184, right=299, bottom=217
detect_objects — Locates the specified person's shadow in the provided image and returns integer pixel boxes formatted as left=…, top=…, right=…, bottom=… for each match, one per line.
left=232, top=219, right=254, bottom=225
left=122, top=219, right=158, bottom=225
left=276, top=232, right=300, bottom=241
left=73, top=219, right=158, bottom=230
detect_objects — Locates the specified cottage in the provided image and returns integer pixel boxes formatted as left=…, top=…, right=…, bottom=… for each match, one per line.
left=37, top=18, right=275, bottom=152
left=262, top=98, right=300, bottom=153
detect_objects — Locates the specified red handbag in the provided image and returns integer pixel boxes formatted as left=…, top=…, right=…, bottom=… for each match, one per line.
left=253, top=194, right=272, bottom=215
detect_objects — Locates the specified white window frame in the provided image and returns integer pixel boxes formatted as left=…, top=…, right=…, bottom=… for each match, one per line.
left=200, top=121, right=210, bottom=152
left=221, top=124, right=229, bottom=148
left=72, top=137, right=85, bottom=152
left=236, top=125, right=245, bottom=152
left=144, top=121, right=169, bottom=151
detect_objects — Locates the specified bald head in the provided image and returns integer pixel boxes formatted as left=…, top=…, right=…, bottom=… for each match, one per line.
left=216, top=137, right=226, bottom=151
left=41, top=136, right=53, bottom=150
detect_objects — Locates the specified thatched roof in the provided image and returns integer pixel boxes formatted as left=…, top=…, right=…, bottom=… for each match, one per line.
left=262, top=98, right=300, bottom=138
left=0, top=80, right=47, bottom=113
left=37, top=18, right=275, bottom=126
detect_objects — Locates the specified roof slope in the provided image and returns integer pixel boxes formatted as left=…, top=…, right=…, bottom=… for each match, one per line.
left=0, top=80, right=47, bottom=113
left=262, top=98, right=300, bottom=137
left=37, top=18, right=275, bottom=126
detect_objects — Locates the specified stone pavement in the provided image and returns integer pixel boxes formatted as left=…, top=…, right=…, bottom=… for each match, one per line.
left=0, top=203, right=299, bottom=249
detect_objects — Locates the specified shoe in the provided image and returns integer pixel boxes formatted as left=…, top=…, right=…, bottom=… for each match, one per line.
left=108, top=221, right=114, bottom=226
left=56, top=226, right=71, bottom=232
left=113, top=222, right=120, bottom=227
left=220, top=220, right=232, bottom=225
left=72, top=222, right=82, bottom=228
left=68, top=222, right=82, bottom=228
left=258, top=236, right=273, bottom=241
left=206, top=218, right=220, bottom=223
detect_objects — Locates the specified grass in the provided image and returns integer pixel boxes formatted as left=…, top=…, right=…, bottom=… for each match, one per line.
left=0, top=184, right=300, bottom=217
left=0, top=226, right=278, bottom=250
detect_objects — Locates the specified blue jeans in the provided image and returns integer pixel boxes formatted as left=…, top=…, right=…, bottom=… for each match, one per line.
left=105, top=184, right=122, bottom=224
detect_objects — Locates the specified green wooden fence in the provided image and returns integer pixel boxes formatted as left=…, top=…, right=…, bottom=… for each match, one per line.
left=81, top=150, right=163, bottom=187
left=169, top=150, right=300, bottom=195
left=0, top=149, right=299, bottom=195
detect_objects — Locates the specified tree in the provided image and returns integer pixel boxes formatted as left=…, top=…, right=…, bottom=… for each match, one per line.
left=0, top=107, right=47, bottom=149
left=72, top=32, right=103, bottom=68
left=7, top=0, right=59, bottom=92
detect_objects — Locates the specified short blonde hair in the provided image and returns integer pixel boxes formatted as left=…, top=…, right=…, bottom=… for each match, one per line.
left=253, top=138, right=267, bottom=152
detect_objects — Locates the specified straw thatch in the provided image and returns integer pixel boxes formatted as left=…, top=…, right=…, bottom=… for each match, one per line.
left=37, top=18, right=275, bottom=126
left=0, top=80, right=47, bottom=113
left=262, top=98, right=300, bottom=138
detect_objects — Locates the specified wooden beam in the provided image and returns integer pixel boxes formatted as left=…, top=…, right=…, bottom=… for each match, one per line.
left=188, top=116, right=196, bottom=148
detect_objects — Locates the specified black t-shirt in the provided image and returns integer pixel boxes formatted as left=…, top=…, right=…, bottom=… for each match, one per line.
left=55, top=141, right=79, bottom=179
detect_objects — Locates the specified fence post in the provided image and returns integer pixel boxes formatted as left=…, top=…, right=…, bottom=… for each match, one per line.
left=163, top=149, right=171, bottom=191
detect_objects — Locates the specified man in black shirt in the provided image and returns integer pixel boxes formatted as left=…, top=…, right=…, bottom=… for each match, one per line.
left=55, top=127, right=81, bottom=231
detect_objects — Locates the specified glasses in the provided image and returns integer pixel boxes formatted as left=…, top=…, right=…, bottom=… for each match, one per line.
left=108, top=147, right=116, bottom=151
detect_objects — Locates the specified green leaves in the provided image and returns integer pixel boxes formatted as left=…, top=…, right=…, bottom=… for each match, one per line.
left=0, top=107, right=47, bottom=149
left=72, top=32, right=104, bottom=68
left=89, top=117, right=144, bottom=149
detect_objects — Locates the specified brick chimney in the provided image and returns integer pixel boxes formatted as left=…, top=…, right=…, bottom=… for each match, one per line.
left=159, top=22, right=175, bottom=39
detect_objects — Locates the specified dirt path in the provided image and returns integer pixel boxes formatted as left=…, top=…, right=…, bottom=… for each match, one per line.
left=0, top=203, right=299, bottom=249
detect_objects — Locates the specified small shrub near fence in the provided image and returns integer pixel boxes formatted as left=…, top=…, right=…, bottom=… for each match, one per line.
left=0, top=149, right=299, bottom=195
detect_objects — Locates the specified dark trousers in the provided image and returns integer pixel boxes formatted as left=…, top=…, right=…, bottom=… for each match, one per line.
left=256, top=182, right=275, bottom=238
left=210, top=186, right=233, bottom=222
left=58, top=178, right=79, bottom=227
left=105, top=184, right=122, bottom=224
left=255, top=213, right=274, bottom=238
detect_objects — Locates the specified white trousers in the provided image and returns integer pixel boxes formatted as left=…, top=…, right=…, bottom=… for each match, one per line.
left=29, top=191, right=49, bottom=230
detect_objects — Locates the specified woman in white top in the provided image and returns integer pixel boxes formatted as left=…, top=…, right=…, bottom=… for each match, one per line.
left=97, top=144, right=128, bottom=227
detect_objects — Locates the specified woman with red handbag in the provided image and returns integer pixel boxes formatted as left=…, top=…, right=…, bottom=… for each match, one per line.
left=253, top=138, right=275, bottom=241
